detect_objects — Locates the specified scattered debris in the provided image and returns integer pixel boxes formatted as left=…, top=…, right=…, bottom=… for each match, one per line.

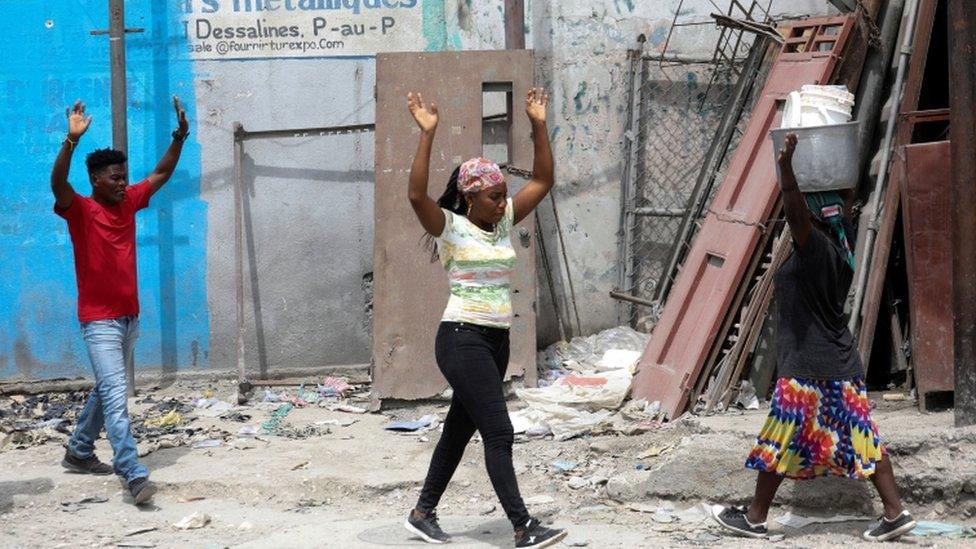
left=775, top=512, right=870, bottom=528
left=173, top=512, right=211, bottom=530
left=177, top=496, right=206, bottom=503
left=123, top=527, right=158, bottom=537
left=552, top=459, right=577, bottom=472
left=291, top=460, right=310, bottom=470
left=383, top=415, right=438, bottom=432
left=191, top=439, right=222, bottom=449
left=910, top=521, right=976, bottom=538
left=60, top=494, right=108, bottom=513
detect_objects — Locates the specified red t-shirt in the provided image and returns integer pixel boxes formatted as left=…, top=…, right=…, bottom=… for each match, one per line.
left=55, top=180, right=153, bottom=322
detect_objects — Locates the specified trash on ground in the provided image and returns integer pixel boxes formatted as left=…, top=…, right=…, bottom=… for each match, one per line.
left=144, top=410, right=183, bottom=429
left=384, top=414, right=438, bottom=432
left=910, top=521, right=976, bottom=538
left=319, top=376, right=354, bottom=398
left=191, top=439, right=222, bottom=449
left=775, top=511, right=871, bottom=528
left=124, top=527, right=158, bottom=537
left=552, top=459, right=577, bottom=472
left=177, top=496, right=206, bottom=503
left=173, top=512, right=211, bottom=530
left=61, top=494, right=109, bottom=512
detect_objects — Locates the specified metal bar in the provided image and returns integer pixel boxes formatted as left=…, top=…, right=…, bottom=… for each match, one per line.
left=643, top=54, right=746, bottom=64
left=617, top=36, right=646, bottom=324
left=237, top=122, right=375, bottom=141
left=949, top=0, right=976, bottom=427
left=632, top=207, right=687, bottom=217
left=849, top=0, right=922, bottom=334
left=233, top=123, right=246, bottom=389
left=652, top=35, right=769, bottom=305
left=900, top=108, right=951, bottom=122
left=90, top=27, right=144, bottom=35
left=609, top=291, right=657, bottom=308
left=504, top=0, right=525, bottom=49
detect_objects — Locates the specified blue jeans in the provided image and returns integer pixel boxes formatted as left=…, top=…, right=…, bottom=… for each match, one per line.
left=67, top=316, right=148, bottom=482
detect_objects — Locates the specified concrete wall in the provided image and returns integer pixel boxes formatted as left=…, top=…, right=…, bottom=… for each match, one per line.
left=1, top=0, right=836, bottom=381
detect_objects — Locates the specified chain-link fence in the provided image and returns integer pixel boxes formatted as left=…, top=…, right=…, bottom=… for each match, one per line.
left=616, top=34, right=773, bottom=329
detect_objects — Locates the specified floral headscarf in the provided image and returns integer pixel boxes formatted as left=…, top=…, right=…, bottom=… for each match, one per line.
left=457, top=157, right=505, bottom=194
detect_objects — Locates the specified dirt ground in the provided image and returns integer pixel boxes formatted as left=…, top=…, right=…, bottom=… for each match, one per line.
left=1, top=380, right=974, bottom=548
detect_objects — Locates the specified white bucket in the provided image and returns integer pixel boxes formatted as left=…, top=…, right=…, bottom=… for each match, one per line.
left=781, top=85, right=854, bottom=129
left=800, top=103, right=851, bottom=126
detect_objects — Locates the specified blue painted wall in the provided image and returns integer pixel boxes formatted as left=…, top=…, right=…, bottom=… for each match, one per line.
left=0, top=2, right=209, bottom=379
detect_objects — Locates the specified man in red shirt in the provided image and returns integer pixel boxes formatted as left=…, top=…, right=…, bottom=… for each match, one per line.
left=52, top=98, right=189, bottom=505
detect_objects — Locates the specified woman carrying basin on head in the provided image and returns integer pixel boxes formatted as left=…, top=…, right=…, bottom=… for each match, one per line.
left=710, top=132, right=915, bottom=542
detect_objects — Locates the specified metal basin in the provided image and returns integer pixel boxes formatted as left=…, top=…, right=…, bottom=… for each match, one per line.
left=770, top=121, right=861, bottom=192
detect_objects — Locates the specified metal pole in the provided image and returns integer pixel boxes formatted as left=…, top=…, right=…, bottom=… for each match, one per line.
left=233, top=125, right=246, bottom=391
left=617, top=35, right=646, bottom=324
left=109, top=0, right=128, bottom=157
left=853, top=0, right=907, bottom=177
left=107, top=0, right=134, bottom=396
left=849, top=0, right=921, bottom=334
left=949, top=0, right=976, bottom=427
left=504, top=0, right=525, bottom=50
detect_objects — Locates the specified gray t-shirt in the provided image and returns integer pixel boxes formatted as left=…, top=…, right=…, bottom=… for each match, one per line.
left=774, top=227, right=862, bottom=380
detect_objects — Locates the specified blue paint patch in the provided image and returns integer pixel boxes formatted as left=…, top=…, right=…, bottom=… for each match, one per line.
left=422, top=0, right=447, bottom=51
left=0, top=1, right=209, bottom=379
left=649, top=26, right=669, bottom=47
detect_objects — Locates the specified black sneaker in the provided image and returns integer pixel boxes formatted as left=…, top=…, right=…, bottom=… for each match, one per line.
left=404, top=509, right=451, bottom=544
left=128, top=477, right=157, bottom=505
left=61, top=450, right=114, bottom=476
left=710, top=504, right=768, bottom=539
left=514, top=517, right=567, bottom=548
left=862, top=510, right=916, bottom=542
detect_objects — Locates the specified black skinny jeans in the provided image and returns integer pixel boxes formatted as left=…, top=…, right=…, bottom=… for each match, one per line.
left=416, top=321, right=530, bottom=529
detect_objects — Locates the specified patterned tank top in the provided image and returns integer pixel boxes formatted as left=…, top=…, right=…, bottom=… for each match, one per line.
left=435, top=198, right=516, bottom=328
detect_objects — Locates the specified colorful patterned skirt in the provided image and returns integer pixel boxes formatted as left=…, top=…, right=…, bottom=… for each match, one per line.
left=745, top=376, right=884, bottom=480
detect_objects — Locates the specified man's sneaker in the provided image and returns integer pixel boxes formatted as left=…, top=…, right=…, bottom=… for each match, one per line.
left=61, top=450, right=114, bottom=475
left=128, top=477, right=157, bottom=505
left=862, top=510, right=916, bottom=542
left=514, top=517, right=567, bottom=549
left=404, top=509, right=451, bottom=544
left=710, top=504, right=769, bottom=539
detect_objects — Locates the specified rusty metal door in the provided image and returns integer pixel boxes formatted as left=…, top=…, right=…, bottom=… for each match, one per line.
left=630, top=16, right=856, bottom=418
left=900, top=141, right=954, bottom=404
left=373, top=51, right=537, bottom=401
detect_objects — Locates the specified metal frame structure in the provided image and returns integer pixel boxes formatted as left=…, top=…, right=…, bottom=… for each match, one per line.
left=232, top=121, right=375, bottom=403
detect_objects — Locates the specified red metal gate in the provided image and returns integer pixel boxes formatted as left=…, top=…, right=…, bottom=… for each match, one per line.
left=630, top=16, right=856, bottom=418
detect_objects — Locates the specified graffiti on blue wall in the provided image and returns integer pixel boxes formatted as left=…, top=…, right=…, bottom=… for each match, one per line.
left=0, top=1, right=209, bottom=379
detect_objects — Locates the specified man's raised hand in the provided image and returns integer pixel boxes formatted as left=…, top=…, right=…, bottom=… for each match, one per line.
left=66, top=100, right=92, bottom=140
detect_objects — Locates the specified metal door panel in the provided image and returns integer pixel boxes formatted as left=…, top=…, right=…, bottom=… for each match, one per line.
left=901, top=141, right=953, bottom=398
left=373, top=51, right=537, bottom=400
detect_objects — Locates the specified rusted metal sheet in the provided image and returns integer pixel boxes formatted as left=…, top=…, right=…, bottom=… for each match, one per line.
left=900, top=141, right=953, bottom=404
left=373, top=51, right=537, bottom=401
left=630, top=15, right=856, bottom=418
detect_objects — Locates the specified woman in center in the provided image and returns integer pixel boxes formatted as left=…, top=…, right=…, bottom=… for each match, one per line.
left=401, top=88, right=566, bottom=549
